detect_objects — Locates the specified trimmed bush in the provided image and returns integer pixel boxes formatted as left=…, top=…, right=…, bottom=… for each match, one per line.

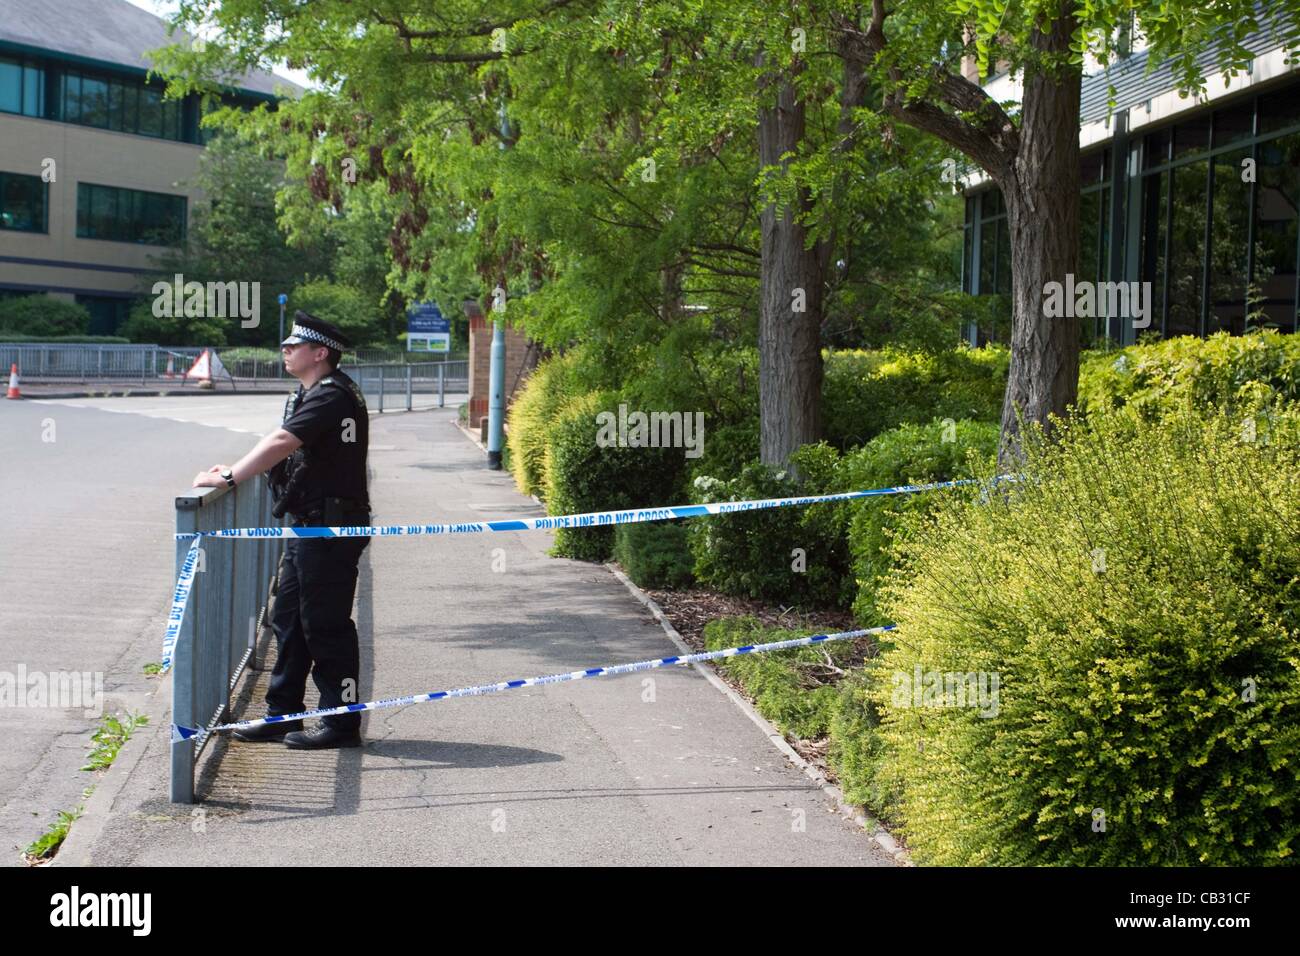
left=545, top=392, right=688, bottom=562
left=689, top=442, right=853, bottom=609
left=874, top=408, right=1300, bottom=865
left=687, top=418, right=760, bottom=484
left=506, top=350, right=583, bottom=499
left=1078, top=330, right=1300, bottom=421
left=829, top=664, right=898, bottom=816
left=0, top=296, right=91, bottom=338
left=688, top=420, right=998, bottom=615
left=839, top=418, right=1000, bottom=625
left=613, top=520, right=694, bottom=590
left=822, top=345, right=1008, bottom=449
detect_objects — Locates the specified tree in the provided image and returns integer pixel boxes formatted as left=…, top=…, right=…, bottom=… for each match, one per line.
left=151, top=1, right=963, bottom=465
left=134, top=131, right=335, bottom=346
left=833, top=0, right=1300, bottom=464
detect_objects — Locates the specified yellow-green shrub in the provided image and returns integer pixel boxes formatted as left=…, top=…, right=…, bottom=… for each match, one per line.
left=874, top=408, right=1300, bottom=865
left=506, top=350, right=583, bottom=499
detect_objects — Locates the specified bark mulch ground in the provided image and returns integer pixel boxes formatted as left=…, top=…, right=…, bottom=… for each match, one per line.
left=636, top=582, right=878, bottom=772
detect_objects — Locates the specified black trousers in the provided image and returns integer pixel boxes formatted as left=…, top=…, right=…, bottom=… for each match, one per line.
left=266, top=522, right=370, bottom=730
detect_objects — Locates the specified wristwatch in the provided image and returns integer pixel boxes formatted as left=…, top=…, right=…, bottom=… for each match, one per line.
left=220, top=468, right=236, bottom=488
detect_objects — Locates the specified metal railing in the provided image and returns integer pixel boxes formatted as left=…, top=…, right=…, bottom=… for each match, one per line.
left=171, top=476, right=284, bottom=803
left=0, top=343, right=166, bottom=382
left=343, top=361, right=469, bottom=411
left=0, top=343, right=470, bottom=390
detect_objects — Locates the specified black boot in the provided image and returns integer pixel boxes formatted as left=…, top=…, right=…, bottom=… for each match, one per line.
left=232, top=717, right=303, bottom=742
left=283, top=723, right=362, bottom=749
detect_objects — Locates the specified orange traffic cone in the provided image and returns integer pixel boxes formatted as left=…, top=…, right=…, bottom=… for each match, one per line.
left=5, top=363, right=19, bottom=399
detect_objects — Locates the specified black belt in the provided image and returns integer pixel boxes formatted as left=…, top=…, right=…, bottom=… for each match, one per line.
left=290, top=496, right=371, bottom=526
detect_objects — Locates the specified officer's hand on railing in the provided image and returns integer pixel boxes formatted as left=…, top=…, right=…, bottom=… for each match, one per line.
left=192, top=465, right=231, bottom=489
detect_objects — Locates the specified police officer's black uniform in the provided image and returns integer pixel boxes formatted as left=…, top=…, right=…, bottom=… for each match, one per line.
left=239, top=314, right=371, bottom=748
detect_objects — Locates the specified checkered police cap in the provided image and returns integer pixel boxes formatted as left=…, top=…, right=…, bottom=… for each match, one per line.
left=281, top=311, right=351, bottom=351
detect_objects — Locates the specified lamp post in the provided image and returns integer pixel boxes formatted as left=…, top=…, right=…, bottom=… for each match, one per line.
left=278, top=293, right=287, bottom=378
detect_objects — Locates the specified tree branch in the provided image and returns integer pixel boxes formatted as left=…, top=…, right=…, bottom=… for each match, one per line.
left=832, top=0, right=1019, bottom=181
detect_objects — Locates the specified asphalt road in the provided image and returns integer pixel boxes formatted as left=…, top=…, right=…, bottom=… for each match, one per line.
left=0, top=394, right=281, bottom=864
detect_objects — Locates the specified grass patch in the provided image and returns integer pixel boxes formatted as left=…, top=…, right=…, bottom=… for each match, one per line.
left=81, top=712, right=148, bottom=773
left=24, top=786, right=93, bottom=863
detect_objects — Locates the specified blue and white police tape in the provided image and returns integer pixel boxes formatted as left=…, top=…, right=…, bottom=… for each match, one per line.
left=160, top=476, right=1010, bottom=670
left=172, top=623, right=896, bottom=745
left=175, top=477, right=1010, bottom=540
left=160, top=533, right=204, bottom=674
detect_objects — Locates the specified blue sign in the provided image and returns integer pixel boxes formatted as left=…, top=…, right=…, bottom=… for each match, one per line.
left=407, top=303, right=448, bottom=334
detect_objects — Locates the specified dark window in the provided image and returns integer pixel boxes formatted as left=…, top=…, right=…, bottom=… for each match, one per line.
left=0, top=57, right=19, bottom=113
left=62, top=71, right=81, bottom=122
left=0, top=171, right=48, bottom=232
left=0, top=57, right=43, bottom=117
left=23, top=64, right=42, bottom=116
left=1207, top=147, right=1254, bottom=335
left=995, top=216, right=1011, bottom=294
left=75, top=295, right=132, bottom=336
left=1254, top=133, right=1300, bottom=331
left=979, top=216, right=997, bottom=293
left=1167, top=160, right=1209, bottom=335
left=1145, top=128, right=1171, bottom=168
left=962, top=222, right=973, bottom=294
left=1140, top=170, right=1170, bottom=334
left=1260, top=88, right=1300, bottom=135
left=75, top=182, right=186, bottom=245
left=138, top=86, right=162, bottom=137
left=58, top=69, right=188, bottom=141
left=1213, top=104, right=1255, bottom=148
left=1081, top=149, right=1105, bottom=186
left=79, top=75, right=109, bottom=128
left=1174, top=115, right=1213, bottom=158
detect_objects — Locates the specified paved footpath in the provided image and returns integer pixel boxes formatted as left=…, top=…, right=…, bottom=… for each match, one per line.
left=58, top=407, right=896, bottom=866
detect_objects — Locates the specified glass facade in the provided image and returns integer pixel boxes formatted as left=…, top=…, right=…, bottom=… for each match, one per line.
left=76, top=182, right=186, bottom=245
left=0, top=55, right=44, bottom=117
left=61, top=70, right=186, bottom=140
left=0, top=171, right=48, bottom=233
left=963, top=77, right=1300, bottom=342
left=0, top=50, right=265, bottom=143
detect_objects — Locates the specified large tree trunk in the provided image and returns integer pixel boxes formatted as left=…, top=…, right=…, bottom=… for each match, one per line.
left=995, top=15, right=1082, bottom=468
left=758, top=73, right=824, bottom=470
left=834, top=2, right=1085, bottom=469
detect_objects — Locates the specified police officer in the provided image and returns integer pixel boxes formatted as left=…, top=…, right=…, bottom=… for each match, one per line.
left=191, top=311, right=371, bottom=749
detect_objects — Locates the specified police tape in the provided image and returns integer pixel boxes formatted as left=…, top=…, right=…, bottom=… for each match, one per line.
left=175, top=476, right=1007, bottom=540
left=172, top=624, right=896, bottom=744
left=160, top=533, right=204, bottom=674
left=160, top=476, right=1008, bottom=675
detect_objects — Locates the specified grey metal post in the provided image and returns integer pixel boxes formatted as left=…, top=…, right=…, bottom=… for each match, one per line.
left=405, top=365, right=412, bottom=411
left=487, top=319, right=505, bottom=468
left=438, top=364, right=445, bottom=408
left=378, top=365, right=385, bottom=413
left=171, top=499, right=199, bottom=804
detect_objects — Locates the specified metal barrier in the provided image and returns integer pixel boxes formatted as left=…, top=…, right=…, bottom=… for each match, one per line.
left=171, top=476, right=284, bottom=803
left=344, top=361, right=469, bottom=411
left=0, top=343, right=164, bottom=382
left=1, top=343, right=471, bottom=390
